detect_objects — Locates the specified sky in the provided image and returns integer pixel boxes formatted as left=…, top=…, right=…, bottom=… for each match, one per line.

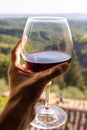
left=0, top=0, right=87, bottom=14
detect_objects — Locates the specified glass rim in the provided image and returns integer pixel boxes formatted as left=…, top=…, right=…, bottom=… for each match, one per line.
left=27, top=16, right=67, bottom=22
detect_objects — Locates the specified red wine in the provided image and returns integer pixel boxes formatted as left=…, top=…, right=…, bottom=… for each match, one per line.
left=23, top=51, right=71, bottom=72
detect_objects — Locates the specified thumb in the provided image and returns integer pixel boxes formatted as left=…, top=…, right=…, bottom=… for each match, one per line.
left=10, top=40, right=22, bottom=67
left=39, top=62, right=69, bottom=84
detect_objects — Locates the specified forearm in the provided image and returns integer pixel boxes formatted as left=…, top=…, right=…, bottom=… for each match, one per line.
left=0, top=95, right=35, bottom=130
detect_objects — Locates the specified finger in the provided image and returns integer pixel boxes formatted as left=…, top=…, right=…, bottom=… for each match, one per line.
left=10, top=40, right=22, bottom=67
left=39, top=62, right=69, bottom=84
left=17, top=66, right=33, bottom=74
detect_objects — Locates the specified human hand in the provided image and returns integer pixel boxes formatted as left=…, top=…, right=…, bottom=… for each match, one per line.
left=0, top=40, right=70, bottom=130
left=8, top=40, right=69, bottom=104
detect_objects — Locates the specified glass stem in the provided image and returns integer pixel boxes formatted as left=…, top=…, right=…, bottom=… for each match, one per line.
left=45, top=81, right=51, bottom=109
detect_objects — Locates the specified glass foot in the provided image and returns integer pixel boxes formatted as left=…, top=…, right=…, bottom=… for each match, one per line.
left=31, top=105, right=67, bottom=129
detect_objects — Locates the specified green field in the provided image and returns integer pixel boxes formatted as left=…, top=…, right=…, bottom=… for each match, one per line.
left=51, top=84, right=87, bottom=100
left=0, top=97, right=8, bottom=113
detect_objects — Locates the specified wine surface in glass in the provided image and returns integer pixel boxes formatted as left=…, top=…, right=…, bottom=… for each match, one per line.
left=23, top=51, right=71, bottom=72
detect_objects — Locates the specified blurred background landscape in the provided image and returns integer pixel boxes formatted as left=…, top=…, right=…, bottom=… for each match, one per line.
left=0, top=13, right=87, bottom=111
left=0, top=14, right=87, bottom=94
left=0, top=1, right=87, bottom=129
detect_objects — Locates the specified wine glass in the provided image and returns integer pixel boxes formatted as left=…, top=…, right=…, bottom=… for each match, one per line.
left=21, top=16, right=73, bottom=129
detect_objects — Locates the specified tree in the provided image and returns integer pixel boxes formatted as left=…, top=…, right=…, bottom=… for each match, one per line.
left=54, top=75, right=66, bottom=90
left=64, top=51, right=85, bottom=90
left=82, top=68, right=87, bottom=86
left=0, top=54, right=9, bottom=83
